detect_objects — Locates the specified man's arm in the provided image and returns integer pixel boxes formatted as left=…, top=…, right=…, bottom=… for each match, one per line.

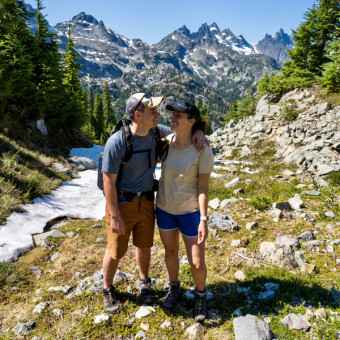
left=157, top=124, right=209, bottom=151
left=197, top=173, right=211, bottom=244
left=103, top=172, right=125, bottom=235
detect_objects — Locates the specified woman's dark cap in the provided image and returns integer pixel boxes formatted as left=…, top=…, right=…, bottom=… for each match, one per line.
left=166, top=100, right=200, bottom=120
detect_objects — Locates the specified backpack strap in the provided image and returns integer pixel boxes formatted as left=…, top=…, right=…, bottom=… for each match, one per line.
left=116, top=119, right=133, bottom=184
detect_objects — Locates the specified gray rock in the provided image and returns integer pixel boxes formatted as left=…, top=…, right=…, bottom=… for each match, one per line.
left=264, top=283, right=280, bottom=292
left=13, top=320, right=35, bottom=336
left=301, top=190, right=321, bottom=196
left=52, top=163, right=70, bottom=174
left=48, top=285, right=72, bottom=294
left=66, top=232, right=76, bottom=238
left=50, top=252, right=60, bottom=262
left=297, top=231, right=314, bottom=241
left=288, top=194, right=304, bottom=210
left=331, top=288, right=340, bottom=304
left=33, top=301, right=50, bottom=314
left=220, top=197, right=238, bottom=209
left=246, top=222, right=258, bottom=230
left=231, top=239, right=241, bottom=247
left=96, top=236, right=105, bottom=243
left=185, top=323, right=204, bottom=340
left=234, top=270, right=246, bottom=282
left=269, top=209, right=283, bottom=219
left=233, top=188, right=245, bottom=195
left=280, top=313, right=311, bottom=332
left=316, top=102, right=331, bottom=116
left=67, top=156, right=96, bottom=170
left=258, top=290, right=276, bottom=300
left=272, top=201, right=291, bottom=211
left=93, top=313, right=111, bottom=324
left=233, top=314, right=274, bottom=340
left=209, top=197, right=221, bottom=210
left=135, top=306, right=156, bottom=319
left=36, top=119, right=48, bottom=135
left=30, top=266, right=42, bottom=280
left=225, top=177, right=241, bottom=188
left=160, top=319, right=172, bottom=329
left=135, top=330, right=146, bottom=339
left=208, top=212, right=239, bottom=232
left=302, top=240, right=324, bottom=247
left=317, top=164, right=335, bottom=176
left=233, top=308, right=243, bottom=317
left=276, top=236, right=300, bottom=248
left=33, top=230, right=66, bottom=247
left=325, top=211, right=335, bottom=218
left=241, top=146, right=252, bottom=157
left=294, top=251, right=306, bottom=267
left=260, top=242, right=298, bottom=269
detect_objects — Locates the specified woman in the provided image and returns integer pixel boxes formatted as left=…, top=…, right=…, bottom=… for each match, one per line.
left=156, top=100, right=214, bottom=323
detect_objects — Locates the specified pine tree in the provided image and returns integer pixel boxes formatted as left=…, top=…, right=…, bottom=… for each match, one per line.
left=103, top=82, right=116, bottom=128
left=63, top=23, right=84, bottom=128
left=33, top=0, right=68, bottom=125
left=319, top=29, right=340, bottom=92
left=0, top=0, right=36, bottom=121
left=93, top=93, right=104, bottom=140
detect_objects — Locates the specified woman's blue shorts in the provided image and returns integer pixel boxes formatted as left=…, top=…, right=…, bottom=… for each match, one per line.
left=156, top=206, right=200, bottom=238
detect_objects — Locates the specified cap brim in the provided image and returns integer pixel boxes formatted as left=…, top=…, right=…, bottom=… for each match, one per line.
left=145, top=96, right=164, bottom=108
left=165, top=103, right=189, bottom=113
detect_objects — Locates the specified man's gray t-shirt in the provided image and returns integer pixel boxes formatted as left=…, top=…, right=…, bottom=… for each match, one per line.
left=102, top=124, right=170, bottom=193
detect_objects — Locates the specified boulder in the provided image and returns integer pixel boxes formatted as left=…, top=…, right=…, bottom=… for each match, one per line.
left=225, top=177, right=241, bottom=188
left=276, top=236, right=300, bottom=248
left=67, top=156, right=96, bottom=171
left=208, top=212, right=239, bottom=232
left=36, top=119, right=48, bottom=135
left=185, top=323, right=204, bottom=340
left=272, top=201, right=291, bottom=211
left=280, top=313, right=311, bottom=332
left=208, top=197, right=221, bottom=210
left=233, top=314, right=274, bottom=340
left=260, top=242, right=298, bottom=269
left=33, top=230, right=66, bottom=247
left=288, top=194, right=304, bottom=210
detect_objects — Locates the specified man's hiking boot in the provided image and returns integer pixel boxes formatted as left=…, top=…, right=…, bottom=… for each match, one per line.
left=194, top=288, right=208, bottom=323
left=102, top=286, right=122, bottom=314
left=163, top=281, right=181, bottom=310
left=135, top=277, right=153, bottom=304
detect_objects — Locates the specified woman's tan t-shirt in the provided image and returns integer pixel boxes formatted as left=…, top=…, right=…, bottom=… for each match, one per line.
left=156, top=135, right=214, bottom=215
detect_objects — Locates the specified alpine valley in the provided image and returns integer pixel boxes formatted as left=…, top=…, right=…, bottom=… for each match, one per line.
left=27, top=5, right=293, bottom=128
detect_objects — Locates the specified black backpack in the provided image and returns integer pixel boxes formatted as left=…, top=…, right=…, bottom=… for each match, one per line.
left=97, top=119, right=168, bottom=191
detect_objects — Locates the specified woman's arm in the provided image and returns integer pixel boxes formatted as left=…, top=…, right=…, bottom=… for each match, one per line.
left=197, top=173, right=211, bottom=244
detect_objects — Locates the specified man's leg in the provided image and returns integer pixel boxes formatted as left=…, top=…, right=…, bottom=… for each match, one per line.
left=103, top=249, right=119, bottom=289
left=136, top=247, right=151, bottom=279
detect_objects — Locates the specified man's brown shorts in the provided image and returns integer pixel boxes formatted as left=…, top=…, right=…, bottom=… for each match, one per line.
left=105, top=195, right=155, bottom=260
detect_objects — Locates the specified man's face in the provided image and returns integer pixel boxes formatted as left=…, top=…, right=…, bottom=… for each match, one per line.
left=139, top=106, right=159, bottom=129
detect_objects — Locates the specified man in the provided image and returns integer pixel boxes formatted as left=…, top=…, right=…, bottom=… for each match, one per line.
left=101, top=93, right=208, bottom=314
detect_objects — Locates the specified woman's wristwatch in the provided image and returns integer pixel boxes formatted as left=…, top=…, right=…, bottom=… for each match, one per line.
left=200, top=216, right=207, bottom=221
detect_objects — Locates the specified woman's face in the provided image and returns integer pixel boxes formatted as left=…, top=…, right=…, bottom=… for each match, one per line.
left=170, top=110, right=195, bottom=132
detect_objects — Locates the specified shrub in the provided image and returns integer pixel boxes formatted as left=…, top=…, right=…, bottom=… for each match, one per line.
left=249, top=195, right=271, bottom=211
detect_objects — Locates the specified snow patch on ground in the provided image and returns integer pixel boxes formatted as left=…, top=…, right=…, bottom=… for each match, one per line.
left=0, top=145, right=105, bottom=262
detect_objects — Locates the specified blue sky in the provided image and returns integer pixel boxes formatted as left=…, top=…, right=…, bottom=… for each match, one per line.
left=25, top=0, right=316, bottom=44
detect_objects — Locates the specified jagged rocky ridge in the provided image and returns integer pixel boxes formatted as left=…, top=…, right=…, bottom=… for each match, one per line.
left=255, top=28, right=293, bottom=65
left=210, top=89, right=340, bottom=177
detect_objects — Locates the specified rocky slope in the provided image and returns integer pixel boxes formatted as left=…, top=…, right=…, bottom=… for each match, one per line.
left=210, top=88, right=340, bottom=177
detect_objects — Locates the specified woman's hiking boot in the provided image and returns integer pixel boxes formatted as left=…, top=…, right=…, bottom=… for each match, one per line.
left=135, top=277, right=153, bottom=304
left=102, top=286, right=122, bottom=314
left=163, top=281, right=181, bottom=310
left=194, top=288, right=207, bottom=323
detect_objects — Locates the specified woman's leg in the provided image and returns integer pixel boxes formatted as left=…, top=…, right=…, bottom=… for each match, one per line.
left=182, top=236, right=207, bottom=291
left=159, top=228, right=180, bottom=282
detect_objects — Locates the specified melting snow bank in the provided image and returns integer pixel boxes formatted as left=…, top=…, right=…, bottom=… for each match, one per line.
left=0, top=145, right=105, bottom=263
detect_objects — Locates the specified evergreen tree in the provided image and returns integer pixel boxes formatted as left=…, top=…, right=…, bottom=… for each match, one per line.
left=196, top=101, right=212, bottom=135
left=319, top=29, right=340, bottom=92
left=0, top=0, right=36, bottom=121
left=63, top=23, right=85, bottom=128
left=87, top=86, right=95, bottom=127
left=93, top=93, right=104, bottom=140
left=33, top=0, right=68, bottom=125
left=103, top=82, right=116, bottom=128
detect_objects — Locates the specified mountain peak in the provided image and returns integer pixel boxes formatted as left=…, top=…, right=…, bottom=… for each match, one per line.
left=177, top=25, right=191, bottom=37
left=72, top=12, right=98, bottom=25
left=209, top=22, right=220, bottom=32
